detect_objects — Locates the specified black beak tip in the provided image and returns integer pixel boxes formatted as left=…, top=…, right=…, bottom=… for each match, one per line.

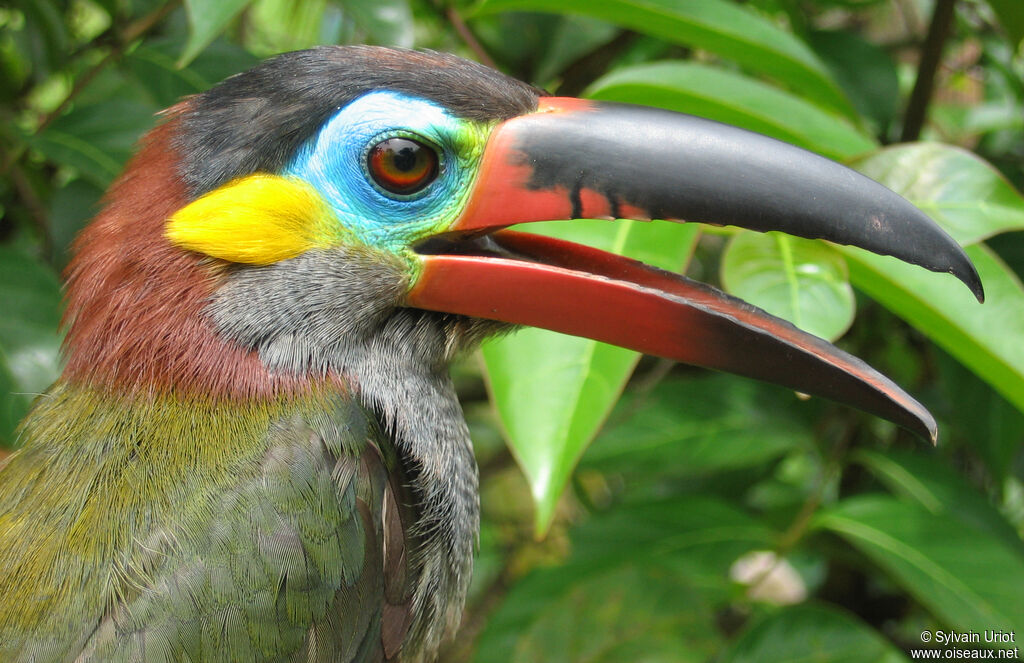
left=962, top=259, right=986, bottom=304
left=938, top=238, right=985, bottom=303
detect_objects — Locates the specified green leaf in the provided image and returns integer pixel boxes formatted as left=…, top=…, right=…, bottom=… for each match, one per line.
left=721, top=232, right=855, bottom=342
left=28, top=97, right=157, bottom=187
left=475, top=496, right=771, bottom=663
left=482, top=220, right=698, bottom=534
left=932, top=349, right=1024, bottom=480
left=581, top=375, right=811, bottom=483
left=586, top=62, right=875, bottom=161
left=124, top=41, right=257, bottom=107
left=720, top=602, right=905, bottom=659
left=533, top=16, right=618, bottom=86
left=474, top=0, right=856, bottom=118
left=807, top=29, right=900, bottom=135
left=475, top=564, right=715, bottom=663
left=846, top=244, right=1024, bottom=417
left=854, top=143, right=1024, bottom=246
left=987, top=0, right=1024, bottom=48
left=49, top=179, right=103, bottom=265
left=340, top=0, right=414, bottom=47
left=124, top=46, right=210, bottom=107
left=179, top=0, right=253, bottom=67
left=242, top=0, right=333, bottom=54
left=815, top=496, right=1024, bottom=636
left=187, top=39, right=261, bottom=85
left=846, top=143, right=1024, bottom=416
left=0, top=351, right=23, bottom=447
left=721, top=602, right=909, bottom=663
left=0, top=248, right=63, bottom=446
left=14, top=0, right=70, bottom=82
left=567, top=495, right=773, bottom=571
left=853, top=449, right=1024, bottom=555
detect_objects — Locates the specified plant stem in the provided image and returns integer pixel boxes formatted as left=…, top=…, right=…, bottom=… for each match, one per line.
left=901, top=0, right=957, bottom=142
left=554, top=30, right=639, bottom=97
left=8, top=161, right=53, bottom=257
left=432, top=1, right=495, bottom=68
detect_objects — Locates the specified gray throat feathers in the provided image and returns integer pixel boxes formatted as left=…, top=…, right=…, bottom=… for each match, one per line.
left=207, top=246, right=504, bottom=649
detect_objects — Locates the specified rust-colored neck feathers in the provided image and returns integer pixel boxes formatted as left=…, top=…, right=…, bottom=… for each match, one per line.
left=62, top=111, right=304, bottom=400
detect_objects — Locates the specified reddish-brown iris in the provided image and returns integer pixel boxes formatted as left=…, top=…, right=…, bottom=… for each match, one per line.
left=367, top=137, right=439, bottom=195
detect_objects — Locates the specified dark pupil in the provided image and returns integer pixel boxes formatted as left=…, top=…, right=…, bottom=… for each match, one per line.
left=392, top=145, right=418, bottom=172
left=369, top=137, right=438, bottom=195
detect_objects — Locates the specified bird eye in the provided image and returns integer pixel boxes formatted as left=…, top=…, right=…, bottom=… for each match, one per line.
left=367, top=137, right=440, bottom=196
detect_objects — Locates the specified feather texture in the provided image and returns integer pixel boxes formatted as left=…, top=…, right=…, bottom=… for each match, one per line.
left=2, top=46, right=537, bottom=661
left=166, top=174, right=342, bottom=265
left=0, top=383, right=416, bottom=662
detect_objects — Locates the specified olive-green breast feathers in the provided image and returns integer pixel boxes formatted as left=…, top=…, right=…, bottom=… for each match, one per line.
left=0, top=385, right=416, bottom=662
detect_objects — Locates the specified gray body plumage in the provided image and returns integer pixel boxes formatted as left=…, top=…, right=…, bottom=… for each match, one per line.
left=210, top=245, right=510, bottom=658
left=1, top=249, right=501, bottom=661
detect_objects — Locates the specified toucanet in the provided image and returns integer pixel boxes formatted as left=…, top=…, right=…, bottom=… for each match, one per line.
left=0, top=46, right=983, bottom=662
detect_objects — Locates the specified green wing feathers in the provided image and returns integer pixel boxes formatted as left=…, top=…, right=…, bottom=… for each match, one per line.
left=0, top=384, right=414, bottom=662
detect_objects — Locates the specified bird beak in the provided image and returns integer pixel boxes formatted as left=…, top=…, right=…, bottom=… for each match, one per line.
left=406, top=98, right=984, bottom=442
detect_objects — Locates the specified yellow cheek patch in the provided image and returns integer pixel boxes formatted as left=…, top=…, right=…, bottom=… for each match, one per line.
left=166, top=174, right=340, bottom=265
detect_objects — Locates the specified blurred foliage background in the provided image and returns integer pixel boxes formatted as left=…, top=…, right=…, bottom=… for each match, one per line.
left=2, top=0, right=1023, bottom=660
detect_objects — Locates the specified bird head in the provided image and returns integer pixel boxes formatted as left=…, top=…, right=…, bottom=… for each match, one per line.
left=61, top=46, right=982, bottom=440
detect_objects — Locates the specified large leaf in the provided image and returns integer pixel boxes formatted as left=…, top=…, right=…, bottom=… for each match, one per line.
left=987, top=0, right=1024, bottom=48
left=0, top=249, right=63, bottom=447
left=13, top=0, right=70, bottom=82
left=475, top=496, right=772, bottom=663
left=482, top=220, right=698, bottom=534
left=475, top=564, right=715, bottom=663
left=721, top=232, right=855, bottom=342
left=721, top=603, right=908, bottom=663
left=0, top=352, right=23, bottom=447
left=932, top=349, right=1024, bottom=481
left=845, top=144, right=1024, bottom=416
left=581, top=375, right=812, bottom=484
left=28, top=97, right=157, bottom=187
left=124, top=44, right=212, bottom=107
left=807, top=29, right=900, bottom=135
left=854, top=143, right=1024, bottom=246
left=124, top=40, right=258, bottom=108
left=586, top=61, right=875, bottom=161
left=853, top=449, right=1024, bottom=555
left=48, top=179, right=104, bottom=265
left=340, top=0, right=414, bottom=47
left=815, top=496, right=1024, bottom=636
left=241, top=0, right=336, bottom=54
left=846, top=245, right=1024, bottom=416
left=474, top=0, right=856, bottom=118
left=179, top=0, right=253, bottom=67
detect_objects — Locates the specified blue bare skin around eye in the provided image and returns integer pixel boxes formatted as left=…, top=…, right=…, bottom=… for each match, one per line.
left=284, top=91, right=479, bottom=254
